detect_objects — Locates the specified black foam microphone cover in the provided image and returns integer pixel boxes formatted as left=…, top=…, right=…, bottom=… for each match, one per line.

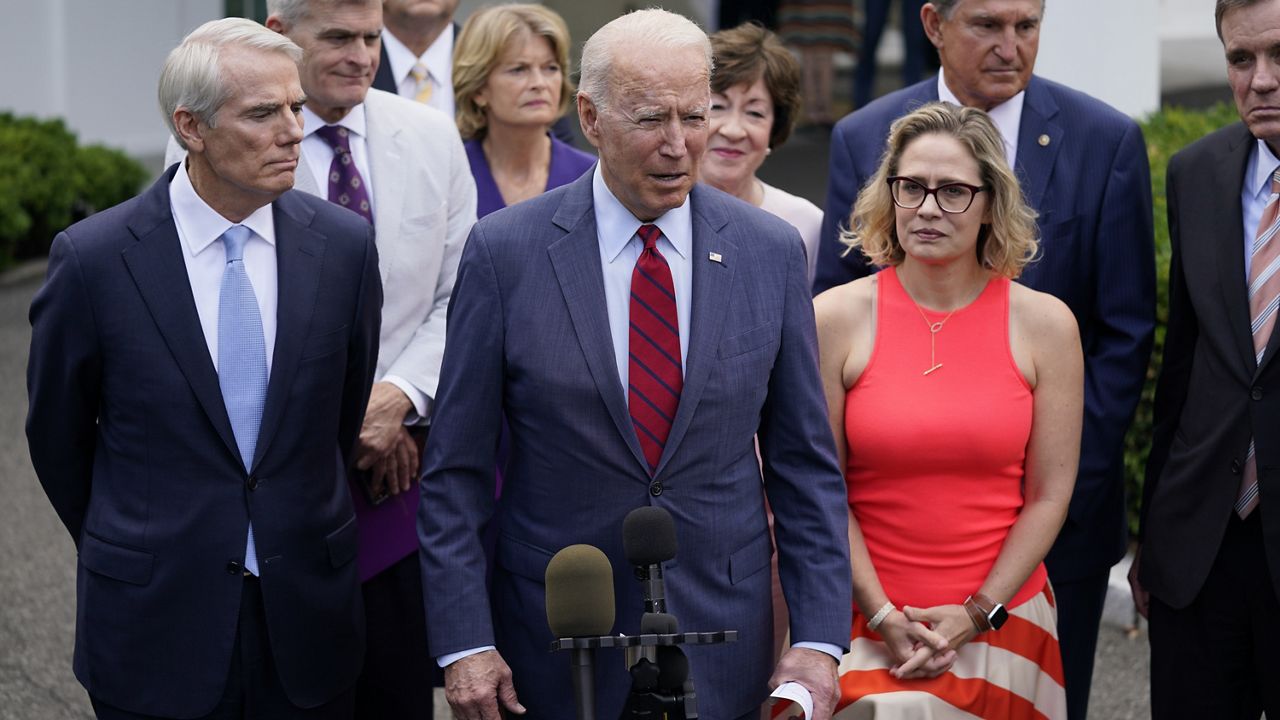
left=640, top=611, right=678, bottom=635
left=623, top=506, right=678, bottom=566
left=545, top=544, right=616, bottom=638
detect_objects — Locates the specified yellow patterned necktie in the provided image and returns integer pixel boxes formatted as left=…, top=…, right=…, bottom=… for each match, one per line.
left=409, top=63, right=433, bottom=104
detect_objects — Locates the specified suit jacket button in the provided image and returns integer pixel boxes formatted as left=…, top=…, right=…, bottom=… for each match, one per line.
left=1252, top=387, right=1264, bottom=401
left=247, top=476, right=258, bottom=491
left=649, top=482, right=663, bottom=497
left=226, top=560, right=242, bottom=575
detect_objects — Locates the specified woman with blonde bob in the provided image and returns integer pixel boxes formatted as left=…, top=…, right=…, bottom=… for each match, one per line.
left=453, top=3, right=595, bottom=218
left=811, top=102, right=1081, bottom=719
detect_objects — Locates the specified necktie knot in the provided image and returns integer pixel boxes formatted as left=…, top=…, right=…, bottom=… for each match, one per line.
left=221, top=225, right=251, bottom=263
left=409, top=63, right=428, bottom=83
left=637, top=224, right=661, bottom=251
left=315, top=124, right=353, bottom=155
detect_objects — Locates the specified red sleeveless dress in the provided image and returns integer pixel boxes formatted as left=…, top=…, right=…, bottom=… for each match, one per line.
left=830, top=267, right=1066, bottom=719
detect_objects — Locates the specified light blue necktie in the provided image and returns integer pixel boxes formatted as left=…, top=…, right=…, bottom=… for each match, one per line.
left=218, top=225, right=266, bottom=576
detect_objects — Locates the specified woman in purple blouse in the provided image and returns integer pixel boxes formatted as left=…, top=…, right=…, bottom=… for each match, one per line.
left=452, top=3, right=596, bottom=219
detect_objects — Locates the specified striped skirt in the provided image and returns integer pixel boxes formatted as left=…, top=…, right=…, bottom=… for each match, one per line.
left=782, top=582, right=1066, bottom=720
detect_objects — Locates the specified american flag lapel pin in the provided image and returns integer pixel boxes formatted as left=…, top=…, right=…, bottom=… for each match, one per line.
left=709, top=251, right=723, bottom=264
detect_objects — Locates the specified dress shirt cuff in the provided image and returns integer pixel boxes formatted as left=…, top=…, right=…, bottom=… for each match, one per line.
left=382, top=374, right=432, bottom=425
left=437, top=645, right=496, bottom=668
left=791, top=641, right=844, bottom=663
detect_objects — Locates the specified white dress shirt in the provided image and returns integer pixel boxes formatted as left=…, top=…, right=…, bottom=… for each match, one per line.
left=169, top=162, right=278, bottom=576
left=938, top=68, right=1025, bottom=167
left=381, top=24, right=456, bottom=119
left=1243, top=138, right=1280, bottom=280
left=169, top=162, right=278, bottom=372
left=593, top=164, right=693, bottom=392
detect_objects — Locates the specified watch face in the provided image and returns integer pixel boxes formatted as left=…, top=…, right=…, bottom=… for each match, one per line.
left=988, top=604, right=1009, bottom=630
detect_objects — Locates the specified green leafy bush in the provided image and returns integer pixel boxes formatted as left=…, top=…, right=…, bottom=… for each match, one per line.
left=1124, top=103, right=1241, bottom=535
left=0, top=112, right=147, bottom=268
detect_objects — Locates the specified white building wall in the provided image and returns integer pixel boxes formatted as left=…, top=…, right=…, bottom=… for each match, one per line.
left=1035, top=0, right=1160, bottom=118
left=0, top=0, right=220, bottom=157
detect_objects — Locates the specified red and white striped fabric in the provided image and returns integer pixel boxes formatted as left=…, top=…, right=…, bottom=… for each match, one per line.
left=776, top=582, right=1065, bottom=720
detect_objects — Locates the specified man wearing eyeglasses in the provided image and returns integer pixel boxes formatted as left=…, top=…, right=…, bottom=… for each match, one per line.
left=812, top=1, right=1156, bottom=718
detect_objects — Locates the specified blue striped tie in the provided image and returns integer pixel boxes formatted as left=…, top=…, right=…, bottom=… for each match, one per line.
left=218, top=225, right=266, bottom=574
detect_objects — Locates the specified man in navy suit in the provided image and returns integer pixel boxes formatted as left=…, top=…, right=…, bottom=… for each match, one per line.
left=26, top=18, right=381, bottom=719
left=813, top=1, right=1155, bottom=717
left=419, top=9, right=852, bottom=720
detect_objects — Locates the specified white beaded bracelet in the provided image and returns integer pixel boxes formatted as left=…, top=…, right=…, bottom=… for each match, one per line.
left=867, top=601, right=895, bottom=632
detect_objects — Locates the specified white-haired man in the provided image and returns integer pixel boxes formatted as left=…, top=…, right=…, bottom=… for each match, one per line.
left=28, top=17, right=381, bottom=719
left=419, top=9, right=852, bottom=720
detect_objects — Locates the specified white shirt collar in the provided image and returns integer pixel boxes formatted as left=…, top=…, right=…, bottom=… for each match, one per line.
left=937, top=67, right=1026, bottom=164
left=302, top=103, right=367, bottom=141
left=1248, top=138, right=1280, bottom=201
left=169, top=161, right=277, bottom=255
left=381, top=24, right=453, bottom=87
left=591, top=164, right=692, bottom=262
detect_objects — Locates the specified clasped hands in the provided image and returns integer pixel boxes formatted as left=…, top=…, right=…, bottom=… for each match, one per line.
left=356, top=382, right=419, bottom=500
left=878, top=604, right=979, bottom=680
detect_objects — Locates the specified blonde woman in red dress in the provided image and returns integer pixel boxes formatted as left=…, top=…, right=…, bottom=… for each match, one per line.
left=811, top=102, right=1081, bottom=719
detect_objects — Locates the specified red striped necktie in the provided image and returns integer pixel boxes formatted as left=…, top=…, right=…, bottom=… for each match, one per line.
left=1239, top=168, right=1280, bottom=518
left=628, top=224, right=683, bottom=474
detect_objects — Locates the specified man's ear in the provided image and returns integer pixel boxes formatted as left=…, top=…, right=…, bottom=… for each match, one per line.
left=921, top=4, right=945, bottom=50
left=577, top=94, right=601, bottom=149
left=265, top=14, right=287, bottom=35
left=173, top=108, right=206, bottom=154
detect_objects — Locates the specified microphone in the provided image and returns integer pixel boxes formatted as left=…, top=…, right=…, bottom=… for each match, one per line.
left=623, top=506, right=677, bottom=614
left=546, top=544, right=616, bottom=720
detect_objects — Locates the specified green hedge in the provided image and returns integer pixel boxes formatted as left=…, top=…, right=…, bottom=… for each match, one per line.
left=1123, top=103, right=1241, bottom=535
left=0, top=113, right=148, bottom=269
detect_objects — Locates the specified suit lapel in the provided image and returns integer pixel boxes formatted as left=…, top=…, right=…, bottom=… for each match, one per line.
left=251, top=192, right=326, bottom=471
left=1014, top=77, right=1063, bottom=217
left=365, top=92, right=403, bottom=288
left=654, top=186, right=736, bottom=477
left=546, top=176, right=650, bottom=474
left=122, top=171, right=240, bottom=463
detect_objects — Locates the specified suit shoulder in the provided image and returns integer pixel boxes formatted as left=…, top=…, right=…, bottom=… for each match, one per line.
left=279, top=190, right=373, bottom=251
left=1033, top=76, right=1139, bottom=136
left=833, top=79, right=935, bottom=139
left=696, top=184, right=805, bottom=255
left=1170, top=122, right=1248, bottom=175
left=365, top=88, right=460, bottom=137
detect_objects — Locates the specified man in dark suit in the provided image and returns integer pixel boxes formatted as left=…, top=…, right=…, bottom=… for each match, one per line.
left=813, top=2, right=1155, bottom=716
left=1130, top=1, right=1280, bottom=716
left=418, top=9, right=852, bottom=720
left=26, top=18, right=381, bottom=719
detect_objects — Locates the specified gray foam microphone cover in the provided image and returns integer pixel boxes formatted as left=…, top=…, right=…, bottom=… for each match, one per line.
left=545, top=544, right=616, bottom=637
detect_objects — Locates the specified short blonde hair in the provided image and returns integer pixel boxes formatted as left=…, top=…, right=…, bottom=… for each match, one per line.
left=841, top=102, right=1039, bottom=278
left=453, top=3, right=574, bottom=140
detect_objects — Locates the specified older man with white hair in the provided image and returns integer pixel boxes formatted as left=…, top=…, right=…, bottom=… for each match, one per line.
left=27, top=17, right=381, bottom=720
left=418, top=8, right=852, bottom=720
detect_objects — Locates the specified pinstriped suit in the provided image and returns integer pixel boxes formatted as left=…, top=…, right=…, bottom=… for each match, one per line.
left=815, top=74, right=1156, bottom=718
left=419, top=175, right=852, bottom=719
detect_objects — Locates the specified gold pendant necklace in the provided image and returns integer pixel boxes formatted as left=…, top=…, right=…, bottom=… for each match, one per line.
left=910, top=301, right=958, bottom=376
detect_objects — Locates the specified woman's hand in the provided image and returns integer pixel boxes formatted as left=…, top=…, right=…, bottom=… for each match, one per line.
left=876, top=609, right=954, bottom=679
left=901, top=604, right=979, bottom=674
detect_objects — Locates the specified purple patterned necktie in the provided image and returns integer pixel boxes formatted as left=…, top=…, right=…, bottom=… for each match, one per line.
left=313, top=125, right=374, bottom=226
